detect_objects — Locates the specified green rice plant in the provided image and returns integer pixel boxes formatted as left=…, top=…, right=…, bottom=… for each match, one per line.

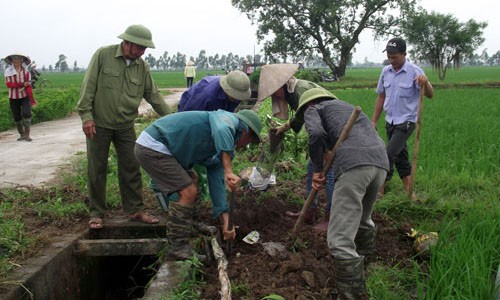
left=31, top=196, right=87, bottom=220
left=367, top=263, right=416, bottom=300
left=231, top=280, right=251, bottom=297
left=415, top=207, right=500, bottom=300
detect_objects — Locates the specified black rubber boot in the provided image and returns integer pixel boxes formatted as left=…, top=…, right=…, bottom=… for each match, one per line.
left=355, top=227, right=376, bottom=274
left=23, top=118, right=32, bottom=142
left=16, top=121, right=25, bottom=141
left=166, top=202, right=207, bottom=263
left=333, top=256, right=369, bottom=300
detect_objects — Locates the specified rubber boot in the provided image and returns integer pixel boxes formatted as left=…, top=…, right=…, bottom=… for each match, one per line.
left=355, top=227, right=376, bottom=274
left=333, top=256, right=369, bottom=300
left=16, top=121, right=25, bottom=141
left=166, top=202, right=207, bottom=262
left=23, top=118, right=32, bottom=142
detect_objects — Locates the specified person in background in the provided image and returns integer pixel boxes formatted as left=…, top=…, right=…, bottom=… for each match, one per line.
left=77, top=24, right=171, bottom=229
left=4, top=53, right=35, bottom=142
left=297, top=87, right=389, bottom=299
left=257, top=63, right=335, bottom=226
left=243, top=58, right=253, bottom=76
left=184, top=60, right=196, bottom=88
left=297, top=60, right=305, bottom=71
left=135, top=109, right=262, bottom=261
left=371, top=37, right=434, bottom=198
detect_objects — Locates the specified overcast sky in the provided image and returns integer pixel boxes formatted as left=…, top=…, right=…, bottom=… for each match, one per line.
left=2, top=0, right=498, bottom=68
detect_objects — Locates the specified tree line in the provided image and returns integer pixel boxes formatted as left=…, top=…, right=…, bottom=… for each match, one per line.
left=2, top=0, right=500, bottom=80
left=231, top=0, right=496, bottom=80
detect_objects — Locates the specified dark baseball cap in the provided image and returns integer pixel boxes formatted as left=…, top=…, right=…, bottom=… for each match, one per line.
left=383, top=37, right=406, bottom=53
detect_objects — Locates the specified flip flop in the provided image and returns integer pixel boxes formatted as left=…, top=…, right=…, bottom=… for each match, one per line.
left=88, top=217, right=103, bottom=229
left=129, top=211, right=160, bottom=224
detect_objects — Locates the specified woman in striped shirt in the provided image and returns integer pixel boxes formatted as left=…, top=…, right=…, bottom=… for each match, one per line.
left=4, top=53, right=33, bottom=141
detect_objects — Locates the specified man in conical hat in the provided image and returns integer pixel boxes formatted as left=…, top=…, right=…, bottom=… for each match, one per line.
left=255, top=63, right=336, bottom=226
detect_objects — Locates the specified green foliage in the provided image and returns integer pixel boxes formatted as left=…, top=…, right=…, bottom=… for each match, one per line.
left=367, top=264, right=416, bottom=300
left=1, top=69, right=500, bottom=296
left=232, top=0, right=416, bottom=77
left=402, top=10, right=488, bottom=80
left=32, top=88, right=79, bottom=123
left=415, top=209, right=499, bottom=299
left=261, top=294, right=285, bottom=300
left=231, top=280, right=251, bottom=297
left=289, top=237, right=308, bottom=253
left=296, top=69, right=322, bottom=83
left=162, top=258, right=205, bottom=300
left=0, top=88, right=79, bottom=131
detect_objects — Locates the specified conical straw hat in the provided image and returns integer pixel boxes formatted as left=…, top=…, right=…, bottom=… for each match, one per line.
left=257, top=64, right=299, bottom=101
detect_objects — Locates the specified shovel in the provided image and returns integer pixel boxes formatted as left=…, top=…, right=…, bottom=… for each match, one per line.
left=291, top=106, right=361, bottom=238
left=408, top=82, right=427, bottom=201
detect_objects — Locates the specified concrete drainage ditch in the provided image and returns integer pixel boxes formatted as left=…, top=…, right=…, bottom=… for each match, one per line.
left=4, top=218, right=183, bottom=300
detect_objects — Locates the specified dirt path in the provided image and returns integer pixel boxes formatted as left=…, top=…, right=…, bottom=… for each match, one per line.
left=0, top=88, right=184, bottom=188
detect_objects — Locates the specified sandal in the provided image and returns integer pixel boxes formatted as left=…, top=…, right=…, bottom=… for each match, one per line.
left=88, top=217, right=103, bottom=229
left=129, top=211, right=160, bottom=224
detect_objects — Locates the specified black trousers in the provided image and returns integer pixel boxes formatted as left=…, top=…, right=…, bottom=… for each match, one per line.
left=385, top=121, right=415, bottom=181
left=9, top=97, right=31, bottom=122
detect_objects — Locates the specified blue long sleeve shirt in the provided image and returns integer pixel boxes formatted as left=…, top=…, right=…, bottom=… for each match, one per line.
left=178, top=76, right=239, bottom=112
left=141, top=110, right=246, bottom=218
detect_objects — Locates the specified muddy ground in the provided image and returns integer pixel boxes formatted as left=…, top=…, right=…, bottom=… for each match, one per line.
left=0, top=171, right=415, bottom=300
left=0, top=87, right=416, bottom=299
left=199, top=179, right=414, bottom=300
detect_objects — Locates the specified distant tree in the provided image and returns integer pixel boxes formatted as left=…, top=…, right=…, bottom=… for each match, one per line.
left=161, top=51, right=170, bottom=70
left=488, top=50, right=500, bottom=66
left=197, top=50, right=208, bottom=69
left=478, top=49, right=489, bottom=66
left=232, top=0, right=416, bottom=77
left=55, top=54, right=68, bottom=72
left=144, top=54, right=156, bottom=69
left=49, top=65, right=53, bottom=72
left=402, top=10, right=487, bottom=80
left=73, top=61, right=79, bottom=71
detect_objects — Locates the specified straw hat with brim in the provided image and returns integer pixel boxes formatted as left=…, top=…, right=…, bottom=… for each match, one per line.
left=186, top=61, right=194, bottom=66
left=118, top=24, right=155, bottom=48
left=257, top=64, right=299, bottom=101
left=295, top=87, right=335, bottom=121
left=5, top=53, right=31, bottom=65
left=235, top=109, right=262, bottom=143
left=220, top=70, right=251, bottom=101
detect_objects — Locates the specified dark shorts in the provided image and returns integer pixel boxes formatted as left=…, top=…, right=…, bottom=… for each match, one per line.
left=134, top=143, right=194, bottom=195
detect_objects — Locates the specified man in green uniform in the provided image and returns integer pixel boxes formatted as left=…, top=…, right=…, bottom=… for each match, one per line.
left=77, top=24, right=171, bottom=229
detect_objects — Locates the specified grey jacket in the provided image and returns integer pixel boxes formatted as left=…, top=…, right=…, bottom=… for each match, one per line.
left=304, top=99, right=389, bottom=179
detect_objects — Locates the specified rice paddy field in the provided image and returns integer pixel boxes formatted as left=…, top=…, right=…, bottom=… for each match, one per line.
left=0, top=66, right=499, bottom=299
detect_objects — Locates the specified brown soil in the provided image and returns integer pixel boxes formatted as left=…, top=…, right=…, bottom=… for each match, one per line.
left=0, top=176, right=415, bottom=299
left=199, top=180, right=414, bottom=300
